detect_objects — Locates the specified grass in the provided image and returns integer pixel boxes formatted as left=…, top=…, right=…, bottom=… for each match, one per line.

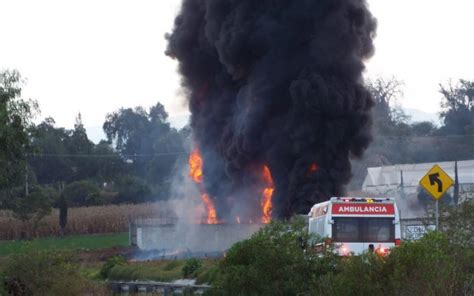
left=107, top=259, right=218, bottom=283
left=0, top=232, right=128, bottom=257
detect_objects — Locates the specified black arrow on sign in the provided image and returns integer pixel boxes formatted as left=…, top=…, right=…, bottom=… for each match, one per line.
left=429, top=173, right=443, bottom=192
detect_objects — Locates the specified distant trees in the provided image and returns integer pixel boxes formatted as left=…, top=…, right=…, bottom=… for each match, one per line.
left=25, top=101, right=186, bottom=208
left=367, top=77, right=410, bottom=137
left=103, top=102, right=185, bottom=185
left=438, top=79, right=474, bottom=135
left=29, top=114, right=121, bottom=185
left=350, top=77, right=474, bottom=190
left=63, top=180, right=101, bottom=207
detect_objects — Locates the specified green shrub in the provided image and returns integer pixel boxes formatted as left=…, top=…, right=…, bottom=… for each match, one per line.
left=100, top=255, right=126, bottom=278
left=207, top=218, right=474, bottom=296
left=64, top=180, right=102, bottom=206
left=182, top=258, right=202, bottom=278
left=107, top=261, right=185, bottom=282
left=385, top=232, right=474, bottom=296
left=208, top=218, right=315, bottom=296
left=164, top=260, right=182, bottom=271
left=196, top=265, right=219, bottom=284
left=0, top=249, right=86, bottom=296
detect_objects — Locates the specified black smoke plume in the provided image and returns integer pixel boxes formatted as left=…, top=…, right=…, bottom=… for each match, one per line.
left=167, top=0, right=377, bottom=219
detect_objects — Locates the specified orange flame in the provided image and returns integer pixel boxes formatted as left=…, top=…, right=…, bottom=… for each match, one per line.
left=189, top=148, right=219, bottom=224
left=309, top=163, right=319, bottom=173
left=261, top=165, right=274, bottom=224
left=306, top=162, right=319, bottom=177
left=189, top=149, right=204, bottom=183
left=201, top=193, right=218, bottom=224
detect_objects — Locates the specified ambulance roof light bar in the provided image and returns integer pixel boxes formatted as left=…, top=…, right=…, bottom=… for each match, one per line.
left=331, top=197, right=393, bottom=203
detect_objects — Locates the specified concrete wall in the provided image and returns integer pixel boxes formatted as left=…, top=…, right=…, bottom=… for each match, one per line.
left=131, top=222, right=262, bottom=252
left=400, top=218, right=435, bottom=240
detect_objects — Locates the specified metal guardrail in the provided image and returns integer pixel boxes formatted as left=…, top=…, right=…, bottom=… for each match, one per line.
left=109, top=281, right=211, bottom=295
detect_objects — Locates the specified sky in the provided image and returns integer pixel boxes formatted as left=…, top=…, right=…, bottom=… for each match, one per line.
left=1, top=0, right=473, bottom=134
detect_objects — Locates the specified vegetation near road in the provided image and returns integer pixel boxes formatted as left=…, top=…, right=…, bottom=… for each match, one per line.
left=0, top=249, right=108, bottom=296
left=207, top=212, right=474, bottom=296
left=100, top=257, right=216, bottom=283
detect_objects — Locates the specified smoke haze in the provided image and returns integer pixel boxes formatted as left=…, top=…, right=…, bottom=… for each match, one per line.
left=167, top=0, right=377, bottom=219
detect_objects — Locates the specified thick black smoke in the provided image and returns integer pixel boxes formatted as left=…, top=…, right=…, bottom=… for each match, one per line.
left=167, top=0, right=376, bottom=219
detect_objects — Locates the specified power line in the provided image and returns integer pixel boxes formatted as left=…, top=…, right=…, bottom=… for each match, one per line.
left=26, top=151, right=188, bottom=158
left=376, top=134, right=474, bottom=140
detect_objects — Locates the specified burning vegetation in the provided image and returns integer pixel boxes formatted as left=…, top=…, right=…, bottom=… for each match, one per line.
left=170, top=0, right=376, bottom=219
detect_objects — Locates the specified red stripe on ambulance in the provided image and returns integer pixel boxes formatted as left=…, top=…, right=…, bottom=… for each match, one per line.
left=332, top=204, right=395, bottom=215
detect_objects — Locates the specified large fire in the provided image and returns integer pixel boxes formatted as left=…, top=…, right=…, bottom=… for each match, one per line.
left=189, top=148, right=275, bottom=224
left=189, top=149, right=219, bottom=224
left=261, top=165, right=274, bottom=224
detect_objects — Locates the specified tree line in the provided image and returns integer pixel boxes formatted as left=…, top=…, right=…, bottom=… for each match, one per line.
left=350, top=77, right=474, bottom=189
left=0, top=70, right=190, bottom=234
left=1, top=69, right=473, bottom=234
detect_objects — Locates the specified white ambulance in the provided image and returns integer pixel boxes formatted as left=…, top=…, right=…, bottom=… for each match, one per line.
left=308, top=197, right=401, bottom=256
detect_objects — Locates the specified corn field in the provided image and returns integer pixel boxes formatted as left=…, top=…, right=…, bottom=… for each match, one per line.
left=0, top=202, right=174, bottom=240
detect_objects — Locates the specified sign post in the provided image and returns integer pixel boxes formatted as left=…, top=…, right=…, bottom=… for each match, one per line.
left=419, top=164, right=454, bottom=231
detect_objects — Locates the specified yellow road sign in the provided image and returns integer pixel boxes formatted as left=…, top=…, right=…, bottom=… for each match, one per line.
left=419, top=164, right=454, bottom=200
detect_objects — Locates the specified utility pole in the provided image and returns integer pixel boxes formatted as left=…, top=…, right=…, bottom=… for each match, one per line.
left=400, top=170, right=405, bottom=199
left=453, top=160, right=459, bottom=205
left=25, top=161, right=29, bottom=196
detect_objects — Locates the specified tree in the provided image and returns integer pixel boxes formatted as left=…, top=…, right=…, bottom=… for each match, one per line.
left=29, top=118, right=75, bottom=184
left=66, top=113, right=96, bottom=180
left=0, top=70, right=38, bottom=206
left=103, top=102, right=184, bottom=185
left=114, top=175, right=151, bottom=203
left=439, top=79, right=474, bottom=135
left=29, top=115, right=122, bottom=185
left=8, top=185, right=56, bottom=238
left=91, top=140, right=125, bottom=182
left=410, top=121, right=437, bottom=136
left=367, top=77, right=410, bottom=136
left=63, top=180, right=102, bottom=207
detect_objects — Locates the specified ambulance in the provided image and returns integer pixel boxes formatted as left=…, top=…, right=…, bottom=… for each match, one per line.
left=308, top=197, right=401, bottom=256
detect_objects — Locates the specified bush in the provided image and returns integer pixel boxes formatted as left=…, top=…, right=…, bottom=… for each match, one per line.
left=114, top=175, right=151, bottom=203
left=208, top=218, right=315, bottom=296
left=385, top=232, right=474, bottom=296
left=208, top=218, right=474, bottom=296
left=442, top=199, right=474, bottom=247
left=64, top=180, right=102, bottom=206
left=0, top=249, right=86, bottom=296
left=182, top=258, right=202, bottom=278
left=196, top=265, right=219, bottom=284
left=100, top=255, right=127, bottom=279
